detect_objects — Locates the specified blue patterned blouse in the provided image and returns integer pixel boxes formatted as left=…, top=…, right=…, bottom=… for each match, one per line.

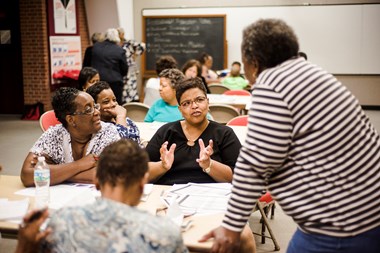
left=41, top=198, right=188, bottom=253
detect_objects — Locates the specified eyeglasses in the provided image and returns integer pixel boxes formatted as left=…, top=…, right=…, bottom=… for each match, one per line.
left=71, top=103, right=100, bottom=116
left=180, top=96, right=207, bottom=108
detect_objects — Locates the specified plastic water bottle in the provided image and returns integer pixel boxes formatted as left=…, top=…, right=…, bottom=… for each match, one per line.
left=34, top=156, right=50, bottom=208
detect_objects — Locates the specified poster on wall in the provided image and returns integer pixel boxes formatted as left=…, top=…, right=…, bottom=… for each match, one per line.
left=53, top=0, right=77, bottom=34
left=49, top=36, right=81, bottom=84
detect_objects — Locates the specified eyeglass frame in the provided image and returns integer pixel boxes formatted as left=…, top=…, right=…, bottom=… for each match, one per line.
left=71, top=103, right=100, bottom=116
left=179, top=96, right=208, bottom=108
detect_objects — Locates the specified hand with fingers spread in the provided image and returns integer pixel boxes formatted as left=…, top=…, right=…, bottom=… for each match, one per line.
left=196, top=139, right=214, bottom=170
left=16, top=209, right=52, bottom=253
left=199, top=226, right=241, bottom=253
left=159, top=141, right=176, bottom=171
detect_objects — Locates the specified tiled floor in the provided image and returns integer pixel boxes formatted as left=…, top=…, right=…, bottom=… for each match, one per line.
left=1, top=110, right=380, bottom=252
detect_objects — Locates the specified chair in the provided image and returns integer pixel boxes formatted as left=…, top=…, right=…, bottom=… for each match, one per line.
left=252, top=192, right=280, bottom=251
left=226, top=115, right=249, bottom=126
left=208, top=83, right=231, bottom=94
left=223, top=90, right=251, bottom=96
left=208, top=104, right=240, bottom=125
left=122, top=102, right=150, bottom=122
left=39, top=110, right=61, bottom=132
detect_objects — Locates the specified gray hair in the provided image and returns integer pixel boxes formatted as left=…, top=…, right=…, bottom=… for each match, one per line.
left=105, top=28, right=120, bottom=43
left=159, top=68, right=185, bottom=89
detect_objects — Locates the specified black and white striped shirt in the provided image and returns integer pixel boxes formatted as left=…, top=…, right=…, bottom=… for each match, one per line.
left=223, top=57, right=380, bottom=237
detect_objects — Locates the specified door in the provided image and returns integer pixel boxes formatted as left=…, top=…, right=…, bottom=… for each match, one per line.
left=0, top=0, right=23, bottom=114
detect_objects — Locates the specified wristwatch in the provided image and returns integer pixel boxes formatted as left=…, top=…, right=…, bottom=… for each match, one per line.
left=203, top=160, right=212, bottom=174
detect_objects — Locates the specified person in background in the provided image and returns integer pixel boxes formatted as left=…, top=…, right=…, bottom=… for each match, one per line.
left=146, top=77, right=241, bottom=185
left=144, top=55, right=178, bottom=106
left=86, top=81, right=141, bottom=144
left=221, top=61, right=248, bottom=90
left=201, top=18, right=380, bottom=253
left=82, top=32, right=104, bottom=68
left=117, top=27, right=146, bottom=103
left=91, top=28, right=128, bottom=104
left=198, top=52, right=219, bottom=84
left=144, top=68, right=185, bottom=123
left=41, top=139, right=188, bottom=253
left=77, top=67, right=100, bottom=91
left=181, top=59, right=210, bottom=93
left=20, top=87, right=120, bottom=186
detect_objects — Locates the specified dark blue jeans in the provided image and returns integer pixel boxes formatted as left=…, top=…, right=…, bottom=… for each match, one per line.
left=287, top=226, right=380, bottom=253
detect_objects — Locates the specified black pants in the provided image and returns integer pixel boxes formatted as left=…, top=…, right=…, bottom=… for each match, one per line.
left=109, top=81, right=123, bottom=105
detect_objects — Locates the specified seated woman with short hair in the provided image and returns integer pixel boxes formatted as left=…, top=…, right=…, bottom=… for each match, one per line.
left=146, top=77, right=241, bottom=185
left=86, top=81, right=141, bottom=144
left=20, top=87, right=120, bottom=186
left=144, top=68, right=185, bottom=123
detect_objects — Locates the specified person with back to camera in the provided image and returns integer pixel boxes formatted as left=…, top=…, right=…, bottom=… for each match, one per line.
left=82, top=32, right=104, bottom=68
left=144, top=55, right=178, bottom=106
left=20, top=87, right=120, bottom=187
left=117, top=27, right=146, bottom=103
left=144, top=68, right=185, bottom=123
left=77, top=67, right=100, bottom=91
left=86, top=81, right=141, bottom=144
left=182, top=59, right=210, bottom=93
left=201, top=18, right=380, bottom=253
left=91, top=28, right=128, bottom=104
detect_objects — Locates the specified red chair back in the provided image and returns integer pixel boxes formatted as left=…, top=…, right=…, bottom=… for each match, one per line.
left=223, top=90, right=251, bottom=96
left=39, top=110, right=61, bottom=132
left=226, top=115, right=248, bottom=126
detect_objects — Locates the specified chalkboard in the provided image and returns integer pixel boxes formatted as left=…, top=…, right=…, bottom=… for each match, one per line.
left=142, top=15, right=226, bottom=76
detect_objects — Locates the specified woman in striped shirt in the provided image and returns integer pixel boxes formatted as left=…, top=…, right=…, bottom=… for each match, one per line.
left=201, top=18, right=380, bottom=253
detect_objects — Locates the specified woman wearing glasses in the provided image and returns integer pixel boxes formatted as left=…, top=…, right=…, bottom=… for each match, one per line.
left=146, top=77, right=241, bottom=184
left=20, top=87, right=120, bottom=186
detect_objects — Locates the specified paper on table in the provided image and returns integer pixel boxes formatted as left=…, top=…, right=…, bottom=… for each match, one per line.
left=170, top=183, right=232, bottom=196
left=15, top=185, right=97, bottom=210
left=141, top=184, right=153, bottom=202
left=0, top=198, right=29, bottom=221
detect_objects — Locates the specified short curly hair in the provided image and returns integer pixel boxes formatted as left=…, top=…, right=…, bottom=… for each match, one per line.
left=158, top=68, right=185, bottom=89
left=97, top=139, right=149, bottom=187
left=52, top=87, right=80, bottom=128
left=176, top=77, right=207, bottom=104
left=86, top=81, right=111, bottom=102
left=241, top=19, right=299, bottom=74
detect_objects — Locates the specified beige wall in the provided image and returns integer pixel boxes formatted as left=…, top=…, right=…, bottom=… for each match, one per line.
left=132, top=0, right=380, bottom=105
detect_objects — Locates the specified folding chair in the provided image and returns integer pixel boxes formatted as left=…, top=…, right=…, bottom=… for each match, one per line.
left=122, top=102, right=150, bottom=122
left=39, top=110, right=61, bottom=132
left=208, top=104, right=240, bottom=125
left=208, top=83, right=231, bottom=94
left=252, top=192, right=280, bottom=251
left=226, top=115, right=249, bottom=126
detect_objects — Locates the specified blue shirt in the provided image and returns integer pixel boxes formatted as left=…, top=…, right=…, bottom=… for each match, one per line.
left=41, top=198, right=188, bottom=253
left=144, top=99, right=183, bottom=123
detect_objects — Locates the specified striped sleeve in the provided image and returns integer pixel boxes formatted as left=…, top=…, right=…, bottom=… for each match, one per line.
left=222, top=85, right=292, bottom=231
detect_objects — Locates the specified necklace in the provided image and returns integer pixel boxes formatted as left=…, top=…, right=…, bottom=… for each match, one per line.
left=182, top=120, right=209, bottom=146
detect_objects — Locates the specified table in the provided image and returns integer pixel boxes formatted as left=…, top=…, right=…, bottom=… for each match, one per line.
left=136, top=122, right=248, bottom=144
left=208, top=94, right=251, bottom=111
left=0, top=175, right=221, bottom=252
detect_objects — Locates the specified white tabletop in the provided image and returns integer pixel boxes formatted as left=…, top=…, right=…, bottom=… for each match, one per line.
left=207, top=94, right=251, bottom=110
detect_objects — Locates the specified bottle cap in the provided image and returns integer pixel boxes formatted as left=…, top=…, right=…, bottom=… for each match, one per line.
left=38, top=156, right=45, bottom=162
